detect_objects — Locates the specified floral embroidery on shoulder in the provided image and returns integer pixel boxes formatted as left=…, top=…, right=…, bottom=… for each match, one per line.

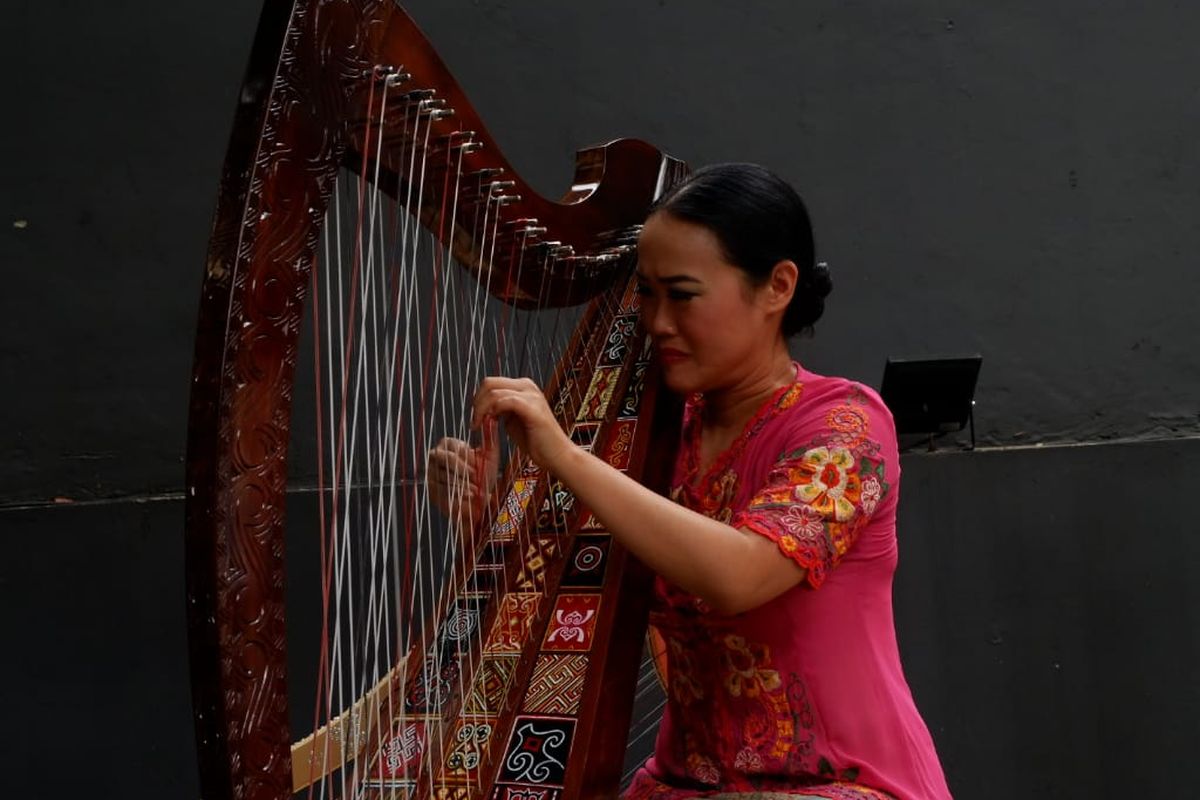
left=815, top=385, right=883, bottom=456
left=732, top=386, right=893, bottom=587
left=794, top=446, right=862, bottom=522
left=825, top=401, right=869, bottom=450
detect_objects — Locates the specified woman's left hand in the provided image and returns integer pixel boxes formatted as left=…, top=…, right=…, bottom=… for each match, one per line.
left=472, top=376, right=572, bottom=470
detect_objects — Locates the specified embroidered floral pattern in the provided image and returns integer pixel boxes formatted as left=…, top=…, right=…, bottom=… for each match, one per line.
left=677, top=377, right=805, bottom=513
left=793, top=446, right=862, bottom=522
left=859, top=470, right=884, bottom=516
left=704, top=468, right=739, bottom=524
left=733, top=746, right=764, bottom=771
left=728, top=386, right=893, bottom=588
left=825, top=398, right=870, bottom=450
left=624, top=370, right=931, bottom=800
left=667, top=636, right=704, bottom=705
left=735, top=445, right=888, bottom=587
left=722, top=635, right=782, bottom=699
left=624, top=774, right=897, bottom=800
left=685, top=752, right=721, bottom=785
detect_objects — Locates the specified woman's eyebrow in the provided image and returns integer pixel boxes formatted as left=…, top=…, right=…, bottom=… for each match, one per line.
left=635, top=270, right=702, bottom=285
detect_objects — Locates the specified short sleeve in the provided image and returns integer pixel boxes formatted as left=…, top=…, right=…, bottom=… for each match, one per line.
left=730, top=384, right=896, bottom=589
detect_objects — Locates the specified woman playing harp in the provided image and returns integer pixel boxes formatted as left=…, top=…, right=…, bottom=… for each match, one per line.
left=436, top=164, right=952, bottom=799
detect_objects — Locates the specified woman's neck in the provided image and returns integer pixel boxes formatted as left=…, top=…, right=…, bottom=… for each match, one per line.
left=701, top=345, right=796, bottom=432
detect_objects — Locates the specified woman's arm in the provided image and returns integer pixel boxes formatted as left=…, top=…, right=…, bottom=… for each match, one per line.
left=473, top=377, right=806, bottom=615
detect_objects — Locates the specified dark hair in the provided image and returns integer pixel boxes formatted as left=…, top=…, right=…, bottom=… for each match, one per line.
left=648, top=163, right=832, bottom=337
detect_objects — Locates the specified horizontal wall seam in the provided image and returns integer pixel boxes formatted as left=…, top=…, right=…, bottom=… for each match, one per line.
left=4, top=431, right=1200, bottom=513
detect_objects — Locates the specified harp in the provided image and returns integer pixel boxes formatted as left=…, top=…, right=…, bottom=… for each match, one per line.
left=184, top=2, right=684, bottom=798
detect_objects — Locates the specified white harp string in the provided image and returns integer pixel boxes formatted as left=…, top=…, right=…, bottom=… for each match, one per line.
left=305, top=77, right=649, bottom=799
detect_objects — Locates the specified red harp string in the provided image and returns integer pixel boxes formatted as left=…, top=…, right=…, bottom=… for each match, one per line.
left=184, top=3, right=688, bottom=798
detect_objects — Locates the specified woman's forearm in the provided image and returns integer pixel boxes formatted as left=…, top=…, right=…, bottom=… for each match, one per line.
left=549, top=444, right=775, bottom=613
left=468, top=376, right=803, bottom=611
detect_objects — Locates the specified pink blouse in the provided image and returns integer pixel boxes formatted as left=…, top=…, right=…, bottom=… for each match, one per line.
left=624, top=364, right=952, bottom=800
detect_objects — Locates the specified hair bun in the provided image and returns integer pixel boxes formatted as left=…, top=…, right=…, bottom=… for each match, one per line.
left=811, top=261, right=833, bottom=299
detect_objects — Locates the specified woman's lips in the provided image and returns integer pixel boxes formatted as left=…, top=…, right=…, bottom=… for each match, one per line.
left=658, top=347, right=688, bottom=364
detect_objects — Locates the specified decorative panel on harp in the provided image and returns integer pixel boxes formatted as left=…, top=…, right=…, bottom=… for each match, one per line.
left=183, top=2, right=686, bottom=800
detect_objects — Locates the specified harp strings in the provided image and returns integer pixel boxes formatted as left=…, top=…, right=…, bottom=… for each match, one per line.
left=306, top=69, right=625, bottom=797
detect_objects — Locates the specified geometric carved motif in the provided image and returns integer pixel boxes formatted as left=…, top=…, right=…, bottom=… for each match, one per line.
left=492, top=478, right=537, bottom=542
left=465, top=655, right=519, bottom=715
left=522, top=654, right=588, bottom=715
left=405, top=652, right=461, bottom=713
left=560, top=536, right=609, bottom=589
left=498, top=716, right=576, bottom=787
left=603, top=418, right=638, bottom=471
left=490, top=785, right=561, bottom=800
left=537, top=480, right=575, bottom=533
left=578, top=511, right=605, bottom=532
left=368, top=718, right=426, bottom=787
left=439, top=596, right=486, bottom=656
left=542, top=594, right=601, bottom=652
left=550, top=368, right=581, bottom=419
left=443, top=719, right=494, bottom=778
left=598, top=314, right=638, bottom=367
left=575, top=365, right=621, bottom=422
left=484, top=593, right=540, bottom=654
left=617, top=360, right=647, bottom=419
left=513, top=537, right=560, bottom=592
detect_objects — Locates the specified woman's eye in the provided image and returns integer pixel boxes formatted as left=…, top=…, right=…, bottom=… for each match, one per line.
left=635, top=284, right=652, bottom=297
left=668, top=291, right=695, bottom=301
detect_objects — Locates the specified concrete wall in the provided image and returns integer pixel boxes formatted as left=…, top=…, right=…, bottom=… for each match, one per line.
left=3, top=1, right=1197, bottom=796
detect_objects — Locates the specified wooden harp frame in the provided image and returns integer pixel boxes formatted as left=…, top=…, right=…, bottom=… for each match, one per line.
left=184, top=2, right=684, bottom=798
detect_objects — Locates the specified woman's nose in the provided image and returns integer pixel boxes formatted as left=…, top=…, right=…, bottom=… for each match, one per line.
left=645, top=300, right=675, bottom=336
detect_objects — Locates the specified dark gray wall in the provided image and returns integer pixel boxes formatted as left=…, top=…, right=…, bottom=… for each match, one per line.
left=5, top=0, right=1199, bottom=504
left=6, top=442, right=1197, bottom=797
left=3, top=1, right=1198, bottom=797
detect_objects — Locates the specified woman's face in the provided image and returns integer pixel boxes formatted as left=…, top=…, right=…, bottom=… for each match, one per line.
left=635, top=211, right=787, bottom=395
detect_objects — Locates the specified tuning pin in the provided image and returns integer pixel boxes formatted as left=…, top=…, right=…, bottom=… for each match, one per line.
left=369, top=64, right=401, bottom=80
left=468, top=168, right=504, bottom=181
left=507, top=218, right=546, bottom=234
left=400, top=88, right=436, bottom=103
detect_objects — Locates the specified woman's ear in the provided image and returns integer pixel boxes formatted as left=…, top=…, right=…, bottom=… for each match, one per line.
left=764, top=259, right=798, bottom=313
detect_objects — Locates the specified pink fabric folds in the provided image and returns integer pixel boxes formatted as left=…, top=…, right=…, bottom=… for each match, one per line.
left=624, top=364, right=951, bottom=800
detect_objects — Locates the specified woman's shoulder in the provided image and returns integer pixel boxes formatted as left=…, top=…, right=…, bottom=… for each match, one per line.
left=787, top=365, right=895, bottom=432
left=757, top=365, right=900, bottom=481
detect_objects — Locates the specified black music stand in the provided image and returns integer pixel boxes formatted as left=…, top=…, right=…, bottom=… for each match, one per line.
left=880, top=355, right=982, bottom=451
